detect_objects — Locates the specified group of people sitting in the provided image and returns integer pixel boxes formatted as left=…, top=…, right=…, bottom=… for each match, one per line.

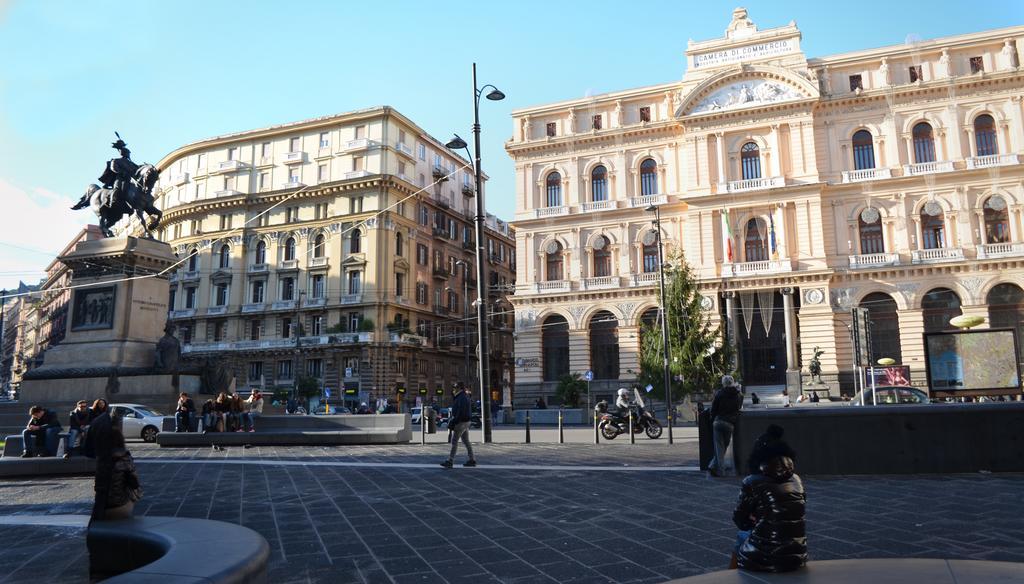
left=175, top=390, right=264, bottom=433
left=22, top=399, right=113, bottom=459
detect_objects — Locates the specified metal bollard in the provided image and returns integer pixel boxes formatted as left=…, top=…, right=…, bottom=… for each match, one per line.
left=629, top=412, right=635, bottom=445
left=558, top=408, right=564, bottom=444
left=420, top=412, right=426, bottom=445
left=594, top=412, right=600, bottom=444
left=667, top=412, right=674, bottom=445
left=525, top=411, right=531, bottom=444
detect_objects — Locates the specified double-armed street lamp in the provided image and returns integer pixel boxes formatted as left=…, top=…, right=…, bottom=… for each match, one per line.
left=646, top=204, right=674, bottom=444
left=445, top=63, right=504, bottom=443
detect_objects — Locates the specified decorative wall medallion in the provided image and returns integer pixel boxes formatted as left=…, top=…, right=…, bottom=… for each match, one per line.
left=620, top=302, right=637, bottom=319
left=830, top=287, right=853, bottom=309
left=568, top=305, right=587, bottom=325
left=692, top=79, right=804, bottom=114
left=923, top=200, right=943, bottom=217
left=700, top=296, right=715, bottom=310
left=592, top=235, right=608, bottom=251
left=987, top=195, right=1008, bottom=211
left=860, top=207, right=881, bottom=224
left=642, top=230, right=658, bottom=246
left=960, top=277, right=984, bottom=294
left=804, top=288, right=825, bottom=305
left=545, top=240, right=560, bottom=255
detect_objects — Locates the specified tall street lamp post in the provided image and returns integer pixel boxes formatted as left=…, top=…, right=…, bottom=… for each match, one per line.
left=646, top=205, right=674, bottom=444
left=445, top=63, right=504, bottom=443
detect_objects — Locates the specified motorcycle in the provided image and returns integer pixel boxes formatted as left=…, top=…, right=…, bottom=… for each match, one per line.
left=595, top=390, right=663, bottom=440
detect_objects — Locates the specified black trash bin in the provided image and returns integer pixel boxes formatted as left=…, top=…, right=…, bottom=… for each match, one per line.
left=698, top=409, right=714, bottom=471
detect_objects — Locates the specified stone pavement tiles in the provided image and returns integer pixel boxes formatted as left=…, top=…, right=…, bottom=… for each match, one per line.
left=0, top=443, right=1022, bottom=583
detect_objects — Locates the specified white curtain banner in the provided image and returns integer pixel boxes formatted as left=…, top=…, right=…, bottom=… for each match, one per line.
left=739, top=291, right=755, bottom=339
left=757, top=289, right=775, bottom=336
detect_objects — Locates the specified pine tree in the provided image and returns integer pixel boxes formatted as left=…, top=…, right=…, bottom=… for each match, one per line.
left=638, top=256, right=735, bottom=400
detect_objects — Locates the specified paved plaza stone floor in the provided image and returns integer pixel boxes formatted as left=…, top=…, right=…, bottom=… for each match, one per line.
left=0, top=439, right=1022, bottom=584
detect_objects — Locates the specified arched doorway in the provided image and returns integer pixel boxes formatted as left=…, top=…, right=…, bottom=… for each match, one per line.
left=542, top=315, right=569, bottom=382
left=589, top=311, right=620, bottom=380
left=922, top=288, right=962, bottom=333
left=987, top=283, right=1024, bottom=368
left=861, top=292, right=902, bottom=364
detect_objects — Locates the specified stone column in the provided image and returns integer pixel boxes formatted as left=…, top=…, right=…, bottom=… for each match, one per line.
left=769, top=124, right=782, bottom=177
left=903, top=135, right=913, bottom=165
left=965, top=128, right=977, bottom=157
left=715, top=132, right=727, bottom=189
left=781, top=288, right=798, bottom=371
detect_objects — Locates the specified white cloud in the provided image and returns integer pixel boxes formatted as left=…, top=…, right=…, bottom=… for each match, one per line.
left=0, top=178, right=90, bottom=290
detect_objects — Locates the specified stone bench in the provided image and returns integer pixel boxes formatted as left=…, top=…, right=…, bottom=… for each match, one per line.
left=3, top=433, right=71, bottom=458
left=667, top=558, right=1024, bottom=583
left=156, top=413, right=411, bottom=447
left=0, top=456, right=95, bottom=478
left=88, top=516, right=269, bottom=583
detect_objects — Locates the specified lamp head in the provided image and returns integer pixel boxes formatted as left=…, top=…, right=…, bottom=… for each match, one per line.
left=445, top=135, right=468, bottom=150
left=645, top=205, right=658, bottom=212
left=485, top=88, right=505, bottom=101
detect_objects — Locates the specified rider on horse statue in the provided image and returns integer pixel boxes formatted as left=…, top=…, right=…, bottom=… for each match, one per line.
left=73, top=137, right=138, bottom=210
left=70, top=133, right=163, bottom=238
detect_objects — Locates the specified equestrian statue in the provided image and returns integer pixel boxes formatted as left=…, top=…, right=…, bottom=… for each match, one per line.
left=71, top=133, right=163, bottom=238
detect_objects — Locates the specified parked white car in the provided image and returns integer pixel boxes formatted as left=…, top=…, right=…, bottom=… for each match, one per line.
left=110, top=403, right=166, bottom=443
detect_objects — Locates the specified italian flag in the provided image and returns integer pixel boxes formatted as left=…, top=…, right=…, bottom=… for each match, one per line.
left=722, top=209, right=734, bottom=262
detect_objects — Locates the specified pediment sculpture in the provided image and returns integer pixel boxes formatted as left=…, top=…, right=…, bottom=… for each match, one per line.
left=691, top=79, right=804, bottom=114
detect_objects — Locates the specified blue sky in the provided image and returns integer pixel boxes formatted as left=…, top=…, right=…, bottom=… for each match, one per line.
left=0, top=0, right=1021, bottom=290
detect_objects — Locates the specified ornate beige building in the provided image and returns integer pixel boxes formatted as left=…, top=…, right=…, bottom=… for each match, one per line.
left=150, top=106, right=516, bottom=407
left=506, top=9, right=1024, bottom=399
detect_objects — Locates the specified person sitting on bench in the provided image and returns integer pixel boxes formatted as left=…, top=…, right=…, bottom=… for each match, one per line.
left=731, top=425, right=807, bottom=572
left=22, top=405, right=62, bottom=458
left=64, top=400, right=91, bottom=459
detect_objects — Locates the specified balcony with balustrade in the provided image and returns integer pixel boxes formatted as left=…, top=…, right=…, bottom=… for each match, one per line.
left=725, top=176, right=785, bottom=193
left=532, top=206, right=569, bottom=219
left=531, top=280, right=572, bottom=294
left=181, top=271, right=201, bottom=282
left=303, top=297, right=327, bottom=308
left=241, top=303, right=265, bottom=313
left=340, top=294, right=363, bottom=305
left=271, top=299, right=297, bottom=311
left=581, top=200, right=617, bottom=213
left=966, top=154, right=1018, bottom=170
left=206, top=306, right=228, bottom=316
left=344, top=170, right=372, bottom=180
left=214, top=189, right=243, bottom=198
left=581, top=276, right=621, bottom=290
left=343, top=138, right=378, bottom=152
left=280, top=179, right=305, bottom=189
left=394, top=142, right=414, bottom=159
left=629, top=194, right=668, bottom=208
left=279, top=259, right=299, bottom=271
left=168, top=173, right=189, bottom=187
left=841, top=168, right=893, bottom=183
left=903, top=160, right=955, bottom=176
left=248, top=263, right=269, bottom=274
left=213, top=160, right=246, bottom=173
left=308, top=256, right=328, bottom=269
left=848, top=252, right=900, bottom=269
left=630, top=272, right=660, bottom=287
left=722, top=259, right=793, bottom=277
left=911, top=247, right=965, bottom=264
left=976, top=242, right=1024, bottom=260
left=182, top=332, right=375, bottom=354
left=279, top=151, right=303, bottom=165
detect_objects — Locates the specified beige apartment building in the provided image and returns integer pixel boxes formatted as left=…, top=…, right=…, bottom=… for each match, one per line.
left=506, top=8, right=1024, bottom=399
left=151, top=106, right=516, bottom=407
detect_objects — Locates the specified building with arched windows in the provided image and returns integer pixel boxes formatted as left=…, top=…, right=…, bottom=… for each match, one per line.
left=145, top=107, right=515, bottom=407
left=507, top=8, right=1024, bottom=400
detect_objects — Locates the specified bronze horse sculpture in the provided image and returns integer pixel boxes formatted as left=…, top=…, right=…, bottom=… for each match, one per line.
left=73, top=164, right=163, bottom=238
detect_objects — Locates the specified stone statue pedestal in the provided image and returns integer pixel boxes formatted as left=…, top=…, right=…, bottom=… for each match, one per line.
left=21, top=237, right=199, bottom=407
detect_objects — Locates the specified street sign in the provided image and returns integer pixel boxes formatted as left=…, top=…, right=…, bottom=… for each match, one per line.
left=324, top=387, right=331, bottom=398
left=583, top=370, right=594, bottom=382
left=344, top=367, right=352, bottom=378
left=645, top=384, right=654, bottom=393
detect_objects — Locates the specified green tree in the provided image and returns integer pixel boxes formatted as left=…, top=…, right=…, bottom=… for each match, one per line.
left=638, top=256, right=735, bottom=400
left=555, top=372, right=587, bottom=408
left=294, top=375, right=321, bottom=405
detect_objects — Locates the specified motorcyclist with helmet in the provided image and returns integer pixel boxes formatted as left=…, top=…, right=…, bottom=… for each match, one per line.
left=611, top=387, right=634, bottom=429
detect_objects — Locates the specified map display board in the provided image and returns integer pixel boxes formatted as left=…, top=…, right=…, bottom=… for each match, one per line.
left=924, top=329, right=1021, bottom=396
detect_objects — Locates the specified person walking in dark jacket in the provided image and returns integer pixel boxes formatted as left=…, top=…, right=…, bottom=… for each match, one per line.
left=440, top=383, right=476, bottom=468
left=22, top=406, right=62, bottom=457
left=708, top=375, right=743, bottom=476
left=732, top=428, right=807, bottom=572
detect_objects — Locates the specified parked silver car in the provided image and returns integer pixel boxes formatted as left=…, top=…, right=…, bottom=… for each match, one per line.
left=110, top=403, right=166, bottom=442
